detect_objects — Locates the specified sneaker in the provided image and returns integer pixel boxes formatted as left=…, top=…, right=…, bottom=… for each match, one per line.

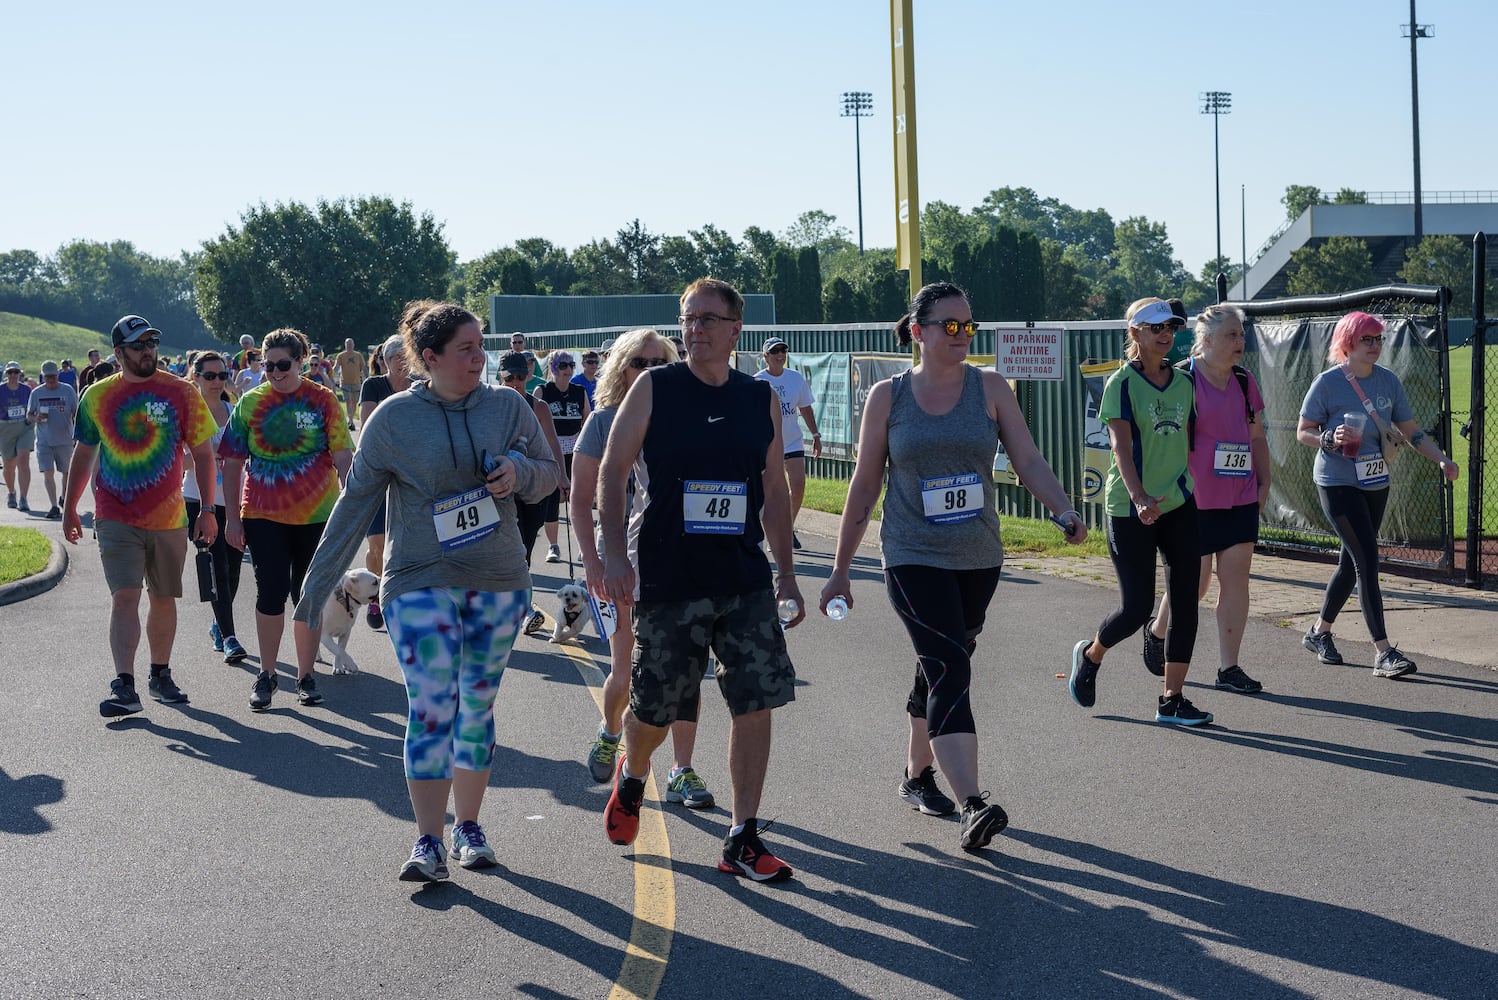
left=718, top=822, right=793, bottom=882
left=898, top=765, right=956, bottom=816
left=209, top=621, right=223, bottom=652
left=959, top=793, right=1009, bottom=851
left=1215, top=664, right=1263, bottom=693
left=5, top=492, right=14, bottom=509
left=1142, top=618, right=1165, bottom=677
left=605, top=754, right=646, bottom=846
left=1372, top=647, right=1418, bottom=679
left=546, top=543, right=562, bottom=563
left=522, top=608, right=546, bottom=637
left=99, top=675, right=143, bottom=719
left=17, top=498, right=28, bottom=512
left=1069, top=639, right=1100, bottom=708
left=222, top=636, right=248, bottom=664
left=45, top=505, right=61, bottom=520
left=1156, top=693, right=1213, bottom=726
left=366, top=601, right=384, bottom=631
left=398, top=835, right=450, bottom=882
left=296, top=673, right=324, bottom=706
left=587, top=731, right=620, bottom=783
left=666, top=767, right=715, bottom=809
left=792, top=532, right=803, bottom=550
left=249, top=671, right=277, bottom=711
left=147, top=668, right=189, bottom=704
left=452, top=820, right=497, bottom=869
left=1302, top=627, right=1343, bottom=665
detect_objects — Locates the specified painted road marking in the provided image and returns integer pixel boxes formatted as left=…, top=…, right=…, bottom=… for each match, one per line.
left=557, top=639, right=675, bottom=1000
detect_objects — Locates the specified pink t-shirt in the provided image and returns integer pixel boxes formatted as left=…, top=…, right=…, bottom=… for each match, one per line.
left=1186, top=365, right=1266, bottom=510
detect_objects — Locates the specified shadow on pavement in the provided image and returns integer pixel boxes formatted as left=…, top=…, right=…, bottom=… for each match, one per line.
left=0, top=765, right=65, bottom=834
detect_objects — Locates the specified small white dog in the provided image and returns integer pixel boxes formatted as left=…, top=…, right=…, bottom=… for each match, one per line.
left=320, top=569, right=381, bottom=674
left=549, top=583, right=591, bottom=643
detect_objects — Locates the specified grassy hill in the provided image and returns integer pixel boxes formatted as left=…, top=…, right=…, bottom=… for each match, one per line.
left=0, top=312, right=224, bottom=372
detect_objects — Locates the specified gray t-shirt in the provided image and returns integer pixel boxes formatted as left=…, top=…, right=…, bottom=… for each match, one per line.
left=294, top=381, right=559, bottom=629
left=26, top=382, right=78, bottom=448
left=575, top=406, right=648, bottom=577
left=1299, top=364, right=1413, bottom=490
left=879, top=366, right=1004, bottom=570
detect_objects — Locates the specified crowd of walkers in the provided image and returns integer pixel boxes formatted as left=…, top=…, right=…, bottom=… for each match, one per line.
left=40, top=279, right=1458, bottom=884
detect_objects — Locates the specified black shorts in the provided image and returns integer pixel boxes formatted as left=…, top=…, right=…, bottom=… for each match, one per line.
left=1198, top=502, right=1259, bottom=556
left=783, top=450, right=805, bottom=461
left=365, top=496, right=387, bottom=538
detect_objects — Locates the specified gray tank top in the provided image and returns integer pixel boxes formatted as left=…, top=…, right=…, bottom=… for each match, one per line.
left=880, top=365, right=1004, bottom=570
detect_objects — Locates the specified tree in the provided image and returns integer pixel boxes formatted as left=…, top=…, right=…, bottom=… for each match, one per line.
left=1039, top=239, right=1092, bottom=321
left=688, top=224, right=745, bottom=287
left=450, top=249, right=511, bottom=323
left=500, top=258, right=537, bottom=296
left=657, top=235, right=707, bottom=292
left=739, top=226, right=781, bottom=293
left=920, top=200, right=983, bottom=265
left=1333, top=188, right=1368, bottom=205
left=1286, top=237, right=1375, bottom=296
left=797, top=246, right=823, bottom=323
left=614, top=219, right=662, bottom=292
left=512, top=237, right=575, bottom=294
left=824, top=276, right=860, bottom=323
left=1398, top=234, right=1492, bottom=316
left=567, top=239, right=632, bottom=296
left=195, top=197, right=453, bottom=346
left=770, top=248, right=800, bottom=322
left=782, top=210, right=851, bottom=263
left=1109, top=216, right=1179, bottom=300
left=1281, top=184, right=1326, bottom=221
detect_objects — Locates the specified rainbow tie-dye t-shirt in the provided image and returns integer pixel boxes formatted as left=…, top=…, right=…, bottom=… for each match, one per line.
left=74, top=372, right=216, bottom=531
left=220, top=379, right=352, bottom=525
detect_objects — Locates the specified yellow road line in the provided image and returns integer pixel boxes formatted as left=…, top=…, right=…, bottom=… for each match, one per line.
left=557, top=639, right=675, bottom=1000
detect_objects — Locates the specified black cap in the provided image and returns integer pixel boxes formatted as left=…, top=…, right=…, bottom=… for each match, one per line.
left=499, top=350, right=531, bottom=376
left=111, top=315, right=160, bottom=347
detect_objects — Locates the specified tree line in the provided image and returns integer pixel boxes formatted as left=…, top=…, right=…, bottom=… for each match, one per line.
left=1, top=185, right=1485, bottom=348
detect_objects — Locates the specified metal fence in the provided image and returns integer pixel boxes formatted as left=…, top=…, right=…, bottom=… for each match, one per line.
left=1463, top=235, right=1495, bottom=588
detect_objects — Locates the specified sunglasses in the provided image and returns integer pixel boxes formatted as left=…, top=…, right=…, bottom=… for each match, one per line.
left=582, top=358, right=599, bottom=364
left=627, top=357, right=668, bottom=370
left=555, top=362, right=575, bottom=370
left=1358, top=335, right=1385, bottom=346
left=265, top=359, right=297, bottom=372
left=925, top=319, right=978, bottom=338
left=122, top=339, right=161, bottom=353
left=196, top=371, right=229, bottom=381
left=1135, top=322, right=1176, bottom=335
left=766, top=347, right=787, bottom=355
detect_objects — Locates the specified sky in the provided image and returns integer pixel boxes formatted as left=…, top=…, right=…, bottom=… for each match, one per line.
left=3, top=1, right=1493, bottom=278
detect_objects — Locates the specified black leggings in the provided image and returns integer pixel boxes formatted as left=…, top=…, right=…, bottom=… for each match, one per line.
left=242, top=518, right=326, bottom=616
left=1098, top=499, right=1200, bottom=662
left=885, top=564, right=1002, bottom=738
left=1316, top=485, right=1390, bottom=642
left=517, top=499, right=546, bottom=561
left=186, top=500, right=243, bottom=637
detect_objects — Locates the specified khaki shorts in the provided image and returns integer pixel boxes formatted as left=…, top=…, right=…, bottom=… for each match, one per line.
left=96, top=519, right=189, bottom=597
left=35, top=438, right=73, bottom=473
left=0, top=421, right=34, bottom=460
left=630, top=589, right=795, bottom=728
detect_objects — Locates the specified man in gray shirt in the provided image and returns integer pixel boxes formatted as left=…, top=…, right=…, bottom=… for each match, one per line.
left=26, top=361, right=78, bottom=519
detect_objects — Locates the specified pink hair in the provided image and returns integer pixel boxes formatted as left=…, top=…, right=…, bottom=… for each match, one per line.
left=1328, top=311, right=1384, bottom=363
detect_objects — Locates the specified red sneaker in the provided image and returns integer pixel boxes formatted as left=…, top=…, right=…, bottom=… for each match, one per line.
left=605, top=753, right=646, bottom=846
left=717, top=823, right=793, bottom=882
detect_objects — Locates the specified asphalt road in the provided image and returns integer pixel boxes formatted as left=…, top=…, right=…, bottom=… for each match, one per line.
left=2, top=513, right=1495, bottom=1000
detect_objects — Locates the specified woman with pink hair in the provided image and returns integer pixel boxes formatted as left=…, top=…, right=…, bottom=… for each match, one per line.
left=1295, top=312, right=1459, bottom=678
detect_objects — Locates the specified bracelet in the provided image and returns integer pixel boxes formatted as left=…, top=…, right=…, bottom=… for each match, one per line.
left=1320, top=429, right=1336, bottom=452
left=812, top=432, right=821, bottom=438
left=1058, top=509, right=1081, bottom=522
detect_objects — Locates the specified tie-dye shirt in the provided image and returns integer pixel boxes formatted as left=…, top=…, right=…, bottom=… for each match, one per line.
left=220, top=378, right=351, bottom=524
left=74, top=371, right=216, bottom=531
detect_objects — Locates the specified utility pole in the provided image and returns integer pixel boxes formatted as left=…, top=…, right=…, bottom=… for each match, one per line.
left=1403, top=2, right=1433, bottom=240
left=1200, top=91, right=1232, bottom=269
left=841, top=92, right=873, bottom=255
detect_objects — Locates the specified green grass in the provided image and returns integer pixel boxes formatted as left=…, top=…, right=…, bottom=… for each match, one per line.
left=0, top=526, right=51, bottom=586
left=1448, top=344, right=1498, bottom=536
left=803, top=476, right=1108, bottom=558
left=0, top=311, right=219, bottom=373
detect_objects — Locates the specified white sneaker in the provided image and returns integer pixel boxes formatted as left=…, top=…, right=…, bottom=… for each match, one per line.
left=452, top=821, right=497, bottom=869
left=546, top=543, right=561, bottom=563
left=398, top=835, right=449, bottom=882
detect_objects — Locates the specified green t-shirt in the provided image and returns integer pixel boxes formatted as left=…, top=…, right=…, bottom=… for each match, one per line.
left=1099, top=362, right=1195, bottom=517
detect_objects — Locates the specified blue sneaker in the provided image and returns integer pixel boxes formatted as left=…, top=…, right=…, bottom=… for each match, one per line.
left=209, top=621, right=223, bottom=652
left=222, top=636, right=248, bottom=664
left=666, top=767, right=715, bottom=809
left=398, top=835, right=449, bottom=882
left=452, top=821, right=497, bottom=869
left=1069, top=639, right=1099, bottom=708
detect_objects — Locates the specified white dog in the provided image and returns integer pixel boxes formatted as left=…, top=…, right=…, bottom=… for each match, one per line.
left=319, top=569, right=381, bottom=674
left=549, top=583, right=591, bottom=643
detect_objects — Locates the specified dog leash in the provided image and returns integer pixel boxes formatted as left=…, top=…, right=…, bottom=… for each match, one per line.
left=563, top=512, right=576, bottom=582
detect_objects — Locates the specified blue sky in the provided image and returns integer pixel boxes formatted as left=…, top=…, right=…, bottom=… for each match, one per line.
left=3, top=1, right=1490, bottom=276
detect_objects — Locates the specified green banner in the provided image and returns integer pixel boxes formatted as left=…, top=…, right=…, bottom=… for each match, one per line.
left=796, top=352, right=852, bottom=460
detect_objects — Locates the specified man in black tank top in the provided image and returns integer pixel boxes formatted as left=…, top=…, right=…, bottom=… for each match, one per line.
left=597, top=278, right=803, bottom=883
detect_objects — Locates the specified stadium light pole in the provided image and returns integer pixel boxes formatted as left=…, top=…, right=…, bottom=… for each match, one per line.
left=1402, top=3, right=1433, bottom=240
left=841, top=91, right=873, bottom=255
left=1200, top=91, right=1232, bottom=270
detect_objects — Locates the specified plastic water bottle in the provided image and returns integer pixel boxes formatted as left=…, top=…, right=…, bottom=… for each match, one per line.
left=777, top=598, right=799, bottom=626
left=826, top=596, right=850, bottom=621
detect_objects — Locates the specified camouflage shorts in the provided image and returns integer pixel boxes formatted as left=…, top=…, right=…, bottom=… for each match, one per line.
left=630, top=589, right=796, bottom=728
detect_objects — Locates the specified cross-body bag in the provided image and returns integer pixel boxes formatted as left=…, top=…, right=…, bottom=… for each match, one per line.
left=1340, top=363, right=1406, bottom=464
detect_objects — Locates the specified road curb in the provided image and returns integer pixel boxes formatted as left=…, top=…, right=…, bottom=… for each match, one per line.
left=0, top=533, right=68, bottom=607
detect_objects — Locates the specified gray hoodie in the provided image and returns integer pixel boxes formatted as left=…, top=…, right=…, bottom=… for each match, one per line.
left=295, top=381, right=558, bottom=630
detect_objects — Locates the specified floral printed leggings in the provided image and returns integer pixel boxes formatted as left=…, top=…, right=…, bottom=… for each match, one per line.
left=384, top=587, right=530, bottom=780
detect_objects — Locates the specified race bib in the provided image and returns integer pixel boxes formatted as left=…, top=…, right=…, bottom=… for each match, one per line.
left=589, top=593, right=618, bottom=640
left=921, top=473, right=982, bottom=524
left=1356, top=452, right=1389, bottom=488
left=682, top=480, right=747, bottom=534
left=1213, top=442, right=1252, bottom=478
left=5, top=405, right=23, bottom=419
left=432, top=486, right=500, bottom=551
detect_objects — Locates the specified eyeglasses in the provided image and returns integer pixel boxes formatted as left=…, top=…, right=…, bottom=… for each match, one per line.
left=1135, top=322, right=1175, bottom=335
left=264, top=359, right=297, bottom=373
left=924, top=319, right=979, bottom=338
left=555, top=362, right=575, bottom=370
left=678, top=313, right=737, bottom=331
left=582, top=358, right=599, bottom=365
left=626, top=357, right=668, bottom=370
left=122, top=339, right=161, bottom=353
left=766, top=347, right=788, bottom=355
left=197, top=371, right=229, bottom=381
left=1358, top=335, right=1385, bottom=347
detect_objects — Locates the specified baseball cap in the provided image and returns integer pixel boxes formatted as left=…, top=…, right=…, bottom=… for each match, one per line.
left=499, top=350, right=532, bottom=376
left=1130, top=301, right=1184, bottom=328
left=111, top=315, right=160, bottom=346
left=762, top=337, right=788, bottom=352
left=40, top=361, right=59, bottom=376
left=599, top=339, right=615, bottom=354
left=4, top=361, right=20, bottom=373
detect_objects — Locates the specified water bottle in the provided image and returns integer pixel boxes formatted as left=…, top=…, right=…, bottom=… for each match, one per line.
left=776, top=598, right=799, bottom=627
left=826, top=596, right=850, bottom=621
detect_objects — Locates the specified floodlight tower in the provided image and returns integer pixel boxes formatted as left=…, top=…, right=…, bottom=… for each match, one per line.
left=1200, top=91, right=1232, bottom=269
left=1403, top=2, right=1433, bottom=239
left=841, top=91, right=874, bottom=255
